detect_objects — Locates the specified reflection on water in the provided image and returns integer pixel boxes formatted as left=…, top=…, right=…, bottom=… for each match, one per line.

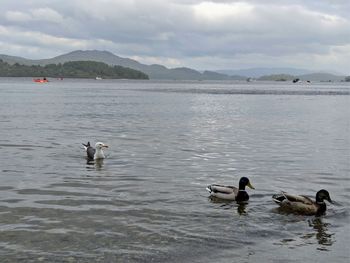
left=237, top=203, right=248, bottom=215
left=308, top=218, right=334, bottom=250
left=208, top=197, right=248, bottom=216
left=274, top=216, right=335, bottom=251
left=86, top=158, right=105, bottom=170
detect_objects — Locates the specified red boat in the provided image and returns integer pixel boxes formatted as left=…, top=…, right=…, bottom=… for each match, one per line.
left=33, top=78, right=49, bottom=83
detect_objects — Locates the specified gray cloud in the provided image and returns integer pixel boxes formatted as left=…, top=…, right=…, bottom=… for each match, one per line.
left=0, top=0, right=349, bottom=73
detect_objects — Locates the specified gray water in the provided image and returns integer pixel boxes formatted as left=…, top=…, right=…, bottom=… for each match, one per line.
left=0, top=78, right=349, bottom=262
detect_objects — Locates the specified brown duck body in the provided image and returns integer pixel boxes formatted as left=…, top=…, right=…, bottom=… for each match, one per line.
left=272, top=190, right=332, bottom=216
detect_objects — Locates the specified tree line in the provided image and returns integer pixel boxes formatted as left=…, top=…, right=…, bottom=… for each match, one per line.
left=0, top=60, right=149, bottom=79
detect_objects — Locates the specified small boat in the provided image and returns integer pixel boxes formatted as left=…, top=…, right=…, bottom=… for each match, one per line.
left=33, top=78, right=49, bottom=83
left=95, top=77, right=102, bottom=80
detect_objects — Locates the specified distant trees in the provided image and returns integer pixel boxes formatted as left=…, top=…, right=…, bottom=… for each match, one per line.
left=0, top=60, right=149, bottom=79
left=258, top=74, right=295, bottom=81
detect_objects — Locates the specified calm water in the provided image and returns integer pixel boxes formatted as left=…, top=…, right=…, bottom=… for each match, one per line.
left=0, top=78, right=349, bottom=262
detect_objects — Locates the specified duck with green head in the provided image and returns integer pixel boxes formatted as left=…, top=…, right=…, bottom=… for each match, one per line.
left=206, top=177, right=255, bottom=202
left=272, top=189, right=332, bottom=216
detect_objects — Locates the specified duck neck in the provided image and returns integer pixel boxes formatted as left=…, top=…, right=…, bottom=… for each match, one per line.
left=236, top=189, right=249, bottom=202
left=316, top=202, right=327, bottom=216
left=238, top=182, right=246, bottom=191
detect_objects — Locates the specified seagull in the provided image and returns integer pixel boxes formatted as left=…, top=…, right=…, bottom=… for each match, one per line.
left=82, top=142, right=109, bottom=160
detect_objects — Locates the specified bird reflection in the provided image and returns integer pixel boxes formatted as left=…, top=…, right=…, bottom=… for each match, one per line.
left=86, top=159, right=104, bottom=170
left=208, top=197, right=249, bottom=215
left=237, top=202, right=248, bottom=215
left=94, top=159, right=104, bottom=170
left=308, top=218, right=334, bottom=248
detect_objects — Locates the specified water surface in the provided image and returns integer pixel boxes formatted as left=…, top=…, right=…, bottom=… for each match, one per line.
left=0, top=78, right=349, bottom=262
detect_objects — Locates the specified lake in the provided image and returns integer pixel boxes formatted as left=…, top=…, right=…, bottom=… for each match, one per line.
left=0, top=78, right=349, bottom=262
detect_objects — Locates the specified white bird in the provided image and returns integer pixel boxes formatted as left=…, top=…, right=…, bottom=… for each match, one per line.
left=82, top=142, right=109, bottom=160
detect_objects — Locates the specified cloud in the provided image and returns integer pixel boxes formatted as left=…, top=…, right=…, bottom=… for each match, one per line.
left=193, top=2, right=254, bottom=21
left=5, top=11, right=32, bottom=22
left=0, top=0, right=349, bottom=73
left=5, top=8, right=64, bottom=24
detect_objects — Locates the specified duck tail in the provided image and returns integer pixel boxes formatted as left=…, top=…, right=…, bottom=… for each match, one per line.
left=206, top=185, right=213, bottom=193
left=82, top=142, right=91, bottom=150
left=272, top=192, right=286, bottom=204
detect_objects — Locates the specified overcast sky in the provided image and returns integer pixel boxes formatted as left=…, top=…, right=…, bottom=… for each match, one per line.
left=0, top=0, right=349, bottom=73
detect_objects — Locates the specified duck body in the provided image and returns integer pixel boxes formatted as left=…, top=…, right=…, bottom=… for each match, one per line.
left=206, top=177, right=254, bottom=202
left=272, top=189, right=332, bottom=216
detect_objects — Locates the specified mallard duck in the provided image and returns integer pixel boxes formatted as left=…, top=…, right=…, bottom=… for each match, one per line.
left=272, top=189, right=332, bottom=216
left=206, top=177, right=255, bottom=202
left=82, top=142, right=109, bottom=160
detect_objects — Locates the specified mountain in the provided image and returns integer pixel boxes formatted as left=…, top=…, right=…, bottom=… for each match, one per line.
left=216, top=67, right=314, bottom=78
left=298, top=73, right=345, bottom=82
left=0, top=50, right=241, bottom=80
left=218, top=67, right=347, bottom=81
left=0, top=50, right=346, bottom=81
left=257, top=72, right=346, bottom=82
left=258, top=74, right=295, bottom=81
left=0, top=54, right=37, bottom=66
left=0, top=60, right=149, bottom=79
left=201, top=70, right=246, bottom=80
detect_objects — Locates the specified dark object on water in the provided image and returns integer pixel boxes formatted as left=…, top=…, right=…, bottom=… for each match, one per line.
left=206, top=177, right=255, bottom=202
left=272, top=189, right=332, bottom=216
left=293, top=78, right=300, bottom=83
left=82, top=142, right=95, bottom=160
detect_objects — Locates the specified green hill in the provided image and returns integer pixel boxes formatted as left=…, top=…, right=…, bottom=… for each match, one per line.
left=0, top=50, right=241, bottom=80
left=258, top=74, right=295, bottom=81
left=0, top=60, right=149, bottom=79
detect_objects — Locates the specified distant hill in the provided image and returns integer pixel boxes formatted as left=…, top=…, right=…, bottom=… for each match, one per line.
left=0, top=59, right=149, bottom=79
left=258, top=72, right=346, bottom=82
left=202, top=70, right=246, bottom=80
left=0, top=50, right=346, bottom=81
left=216, top=67, right=314, bottom=78
left=298, top=73, right=345, bottom=82
left=0, top=50, right=242, bottom=80
left=258, top=74, right=295, bottom=81
left=217, top=67, right=347, bottom=81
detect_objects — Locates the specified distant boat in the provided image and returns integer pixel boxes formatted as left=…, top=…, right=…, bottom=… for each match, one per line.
left=33, top=78, right=48, bottom=83
left=95, top=77, right=102, bottom=80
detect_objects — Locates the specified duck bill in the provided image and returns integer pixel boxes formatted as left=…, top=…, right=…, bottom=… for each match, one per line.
left=328, top=198, right=333, bottom=204
left=247, top=181, right=255, bottom=189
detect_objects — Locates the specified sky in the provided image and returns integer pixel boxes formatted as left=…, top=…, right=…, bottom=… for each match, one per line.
left=0, top=0, right=349, bottom=73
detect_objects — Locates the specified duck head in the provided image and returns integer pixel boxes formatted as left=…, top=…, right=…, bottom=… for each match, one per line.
left=239, top=177, right=255, bottom=190
left=316, top=189, right=332, bottom=204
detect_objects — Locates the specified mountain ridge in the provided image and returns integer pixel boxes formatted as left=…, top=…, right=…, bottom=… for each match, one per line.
left=0, top=50, right=243, bottom=80
left=0, top=50, right=346, bottom=81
